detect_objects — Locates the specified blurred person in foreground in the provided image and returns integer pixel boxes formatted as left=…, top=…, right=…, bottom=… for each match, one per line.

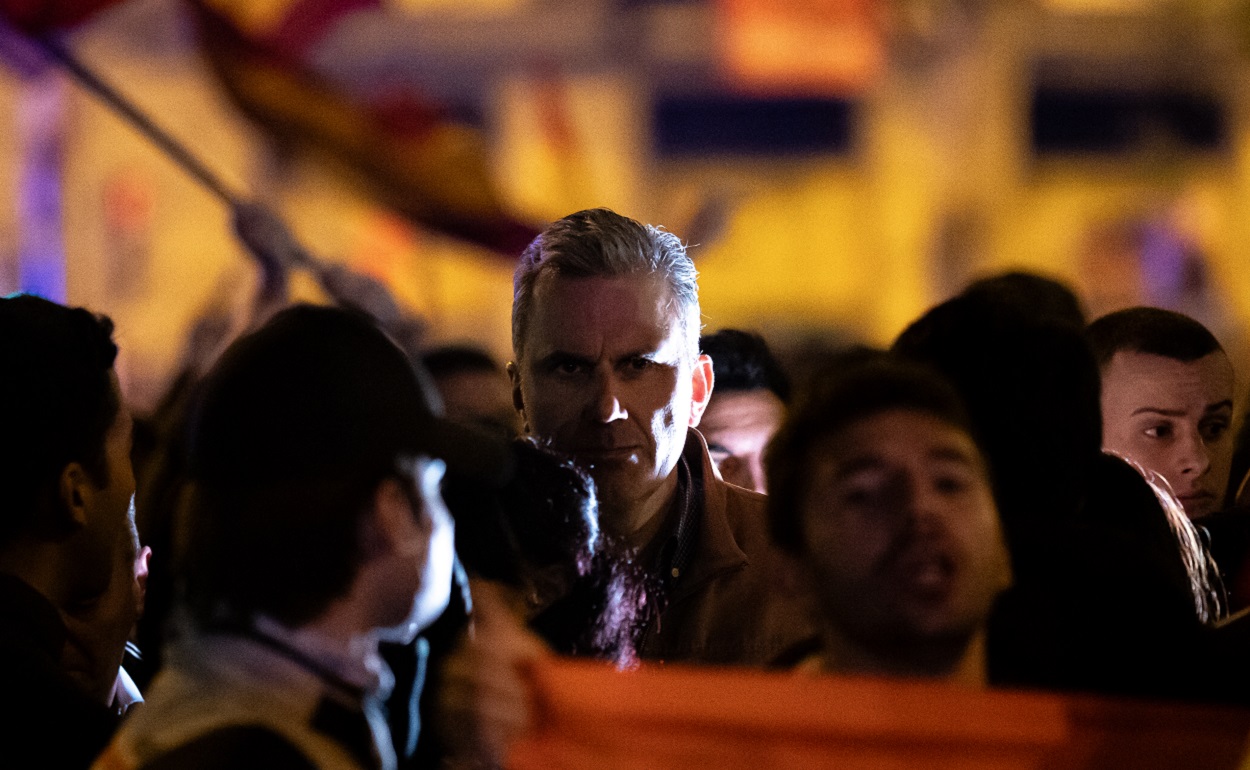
left=1086, top=307, right=1235, bottom=521
left=0, top=295, right=139, bottom=768
left=444, top=438, right=644, bottom=667
left=697, top=329, right=790, bottom=494
left=436, top=441, right=651, bottom=770
left=97, top=305, right=508, bottom=769
left=768, top=356, right=1011, bottom=683
left=507, top=207, right=816, bottom=665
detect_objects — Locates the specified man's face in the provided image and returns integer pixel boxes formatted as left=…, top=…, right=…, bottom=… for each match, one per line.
left=1100, top=350, right=1235, bottom=519
left=799, top=409, right=1010, bottom=656
left=700, top=389, right=784, bottom=494
left=66, top=376, right=137, bottom=603
left=60, top=382, right=140, bottom=704
left=60, top=511, right=144, bottom=705
left=511, top=273, right=711, bottom=530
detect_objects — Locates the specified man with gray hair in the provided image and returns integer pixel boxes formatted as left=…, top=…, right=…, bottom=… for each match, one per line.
left=508, top=208, right=816, bottom=665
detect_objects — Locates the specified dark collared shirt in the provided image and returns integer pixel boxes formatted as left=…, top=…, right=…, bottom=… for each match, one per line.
left=634, top=454, right=704, bottom=647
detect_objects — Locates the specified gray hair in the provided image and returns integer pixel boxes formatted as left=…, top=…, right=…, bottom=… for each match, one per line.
left=512, top=208, right=701, bottom=361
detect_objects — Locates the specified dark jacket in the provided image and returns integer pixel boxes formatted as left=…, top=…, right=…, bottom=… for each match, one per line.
left=0, top=573, right=118, bottom=768
left=638, top=431, right=819, bottom=666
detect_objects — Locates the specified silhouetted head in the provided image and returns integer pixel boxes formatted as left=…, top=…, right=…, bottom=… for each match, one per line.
left=962, top=270, right=1085, bottom=328
left=183, top=304, right=509, bottom=634
left=443, top=438, right=643, bottom=663
left=893, top=295, right=1103, bottom=545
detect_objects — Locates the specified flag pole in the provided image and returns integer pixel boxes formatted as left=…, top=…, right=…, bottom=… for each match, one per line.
left=33, top=34, right=319, bottom=271
left=36, top=34, right=239, bottom=206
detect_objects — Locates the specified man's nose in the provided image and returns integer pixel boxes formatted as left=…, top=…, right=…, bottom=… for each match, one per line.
left=901, top=477, right=946, bottom=533
left=1178, top=427, right=1212, bottom=477
left=589, top=371, right=628, bottom=423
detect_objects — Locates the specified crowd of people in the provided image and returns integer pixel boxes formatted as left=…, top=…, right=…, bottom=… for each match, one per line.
left=4, top=206, right=1250, bottom=768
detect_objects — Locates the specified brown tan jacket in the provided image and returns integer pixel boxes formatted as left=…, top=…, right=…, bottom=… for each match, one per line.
left=638, top=431, right=820, bottom=666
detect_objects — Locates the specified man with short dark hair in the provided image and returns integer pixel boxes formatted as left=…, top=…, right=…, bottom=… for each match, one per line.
left=697, top=329, right=789, bottom=493
left=99, top=305, right=508, bottom=769
left=0, top=294, right=136, bottom=767
left=422, top=344, right=522, bottom=438
left=508, top=208, right=815, bottom=665
left=1086, top=307, right=1235, bottom=519
left=767, top=357, right=1011, bottom=682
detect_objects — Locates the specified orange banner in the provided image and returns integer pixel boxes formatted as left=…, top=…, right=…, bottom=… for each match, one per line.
left=509, top=657, right=1250, bottom=770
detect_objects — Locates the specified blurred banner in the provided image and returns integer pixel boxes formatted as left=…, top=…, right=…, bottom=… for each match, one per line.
left=716, top=0, right=884, bottom=96
left=508, top=657, right=1250, bottom=770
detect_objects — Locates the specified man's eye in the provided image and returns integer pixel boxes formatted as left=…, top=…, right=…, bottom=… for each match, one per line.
left=1144, top=424, right=1173, bottom=439
left=1202, top=421, right=1230, bottom=442
left=554, top=361, right=584, bottom=375
left=839, top=482, right=886, bottom=509
left=628, top=357, right=653, bottom=371
left=934, top=475, right=969, bottom=495
left=840, top=488, right=873, bottom=507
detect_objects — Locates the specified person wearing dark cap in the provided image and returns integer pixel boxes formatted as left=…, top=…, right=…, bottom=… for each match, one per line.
left=97, top=304, right=509, bottom=770
left=0, top=295, right=136, bottom=768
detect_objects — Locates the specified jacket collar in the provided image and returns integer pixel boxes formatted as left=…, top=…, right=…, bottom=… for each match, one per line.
left=667, top=430, right=751, bottom=604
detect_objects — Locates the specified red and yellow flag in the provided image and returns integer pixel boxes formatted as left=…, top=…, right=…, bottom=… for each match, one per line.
left=190, top=0, right=538, bottom=257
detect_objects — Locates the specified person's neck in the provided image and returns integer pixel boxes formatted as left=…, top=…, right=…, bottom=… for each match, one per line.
left=602, top=469, right=682, bottom=552
left=820, top=625, right=989, bottom=688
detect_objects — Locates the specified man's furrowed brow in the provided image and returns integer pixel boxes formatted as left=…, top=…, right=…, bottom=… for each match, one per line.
left=615, top=346, right=666, bottom=363
left=1205, top=399, right=1234, bottom=415
left=537, top=350, right=594, bottom=368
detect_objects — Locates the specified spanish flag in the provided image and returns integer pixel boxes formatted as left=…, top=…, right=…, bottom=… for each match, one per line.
left=0, top=0, right=539, bottom=257
left=189, top=0, right=538, bottom=257
left=0, top=0, right=124, bottom=33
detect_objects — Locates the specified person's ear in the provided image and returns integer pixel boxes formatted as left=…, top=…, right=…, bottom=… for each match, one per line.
left=687, top=354, right=715, bottom=427
left=507, top=361, right=528, bottom=431
left=134, top=545, right=152, bottom=618
left=57, top=462, right=93, bottom=531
